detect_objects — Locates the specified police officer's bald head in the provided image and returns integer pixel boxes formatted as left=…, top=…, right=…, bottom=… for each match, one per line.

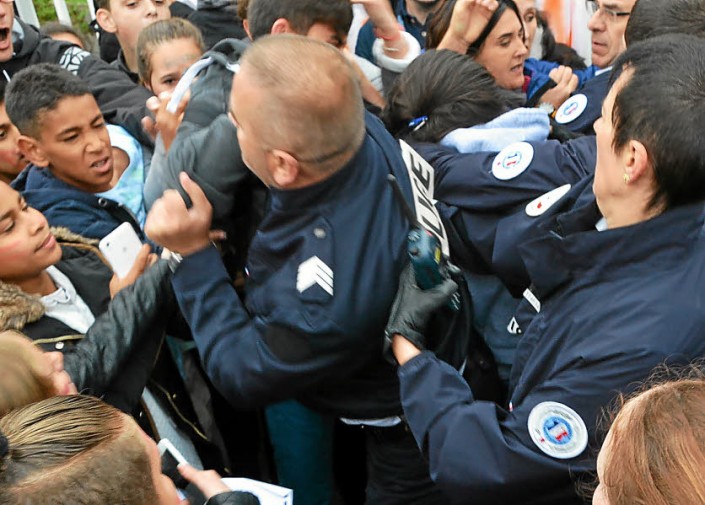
left=235, top=35, right=365, bottom=176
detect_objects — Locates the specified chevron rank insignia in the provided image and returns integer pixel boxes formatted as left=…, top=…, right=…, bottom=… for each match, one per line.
left=297, top=256, right=334, bottom=296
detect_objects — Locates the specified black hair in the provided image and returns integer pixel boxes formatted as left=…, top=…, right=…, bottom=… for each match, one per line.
left=609, top=34, right=705, bottom=211
left=40, top=22, right=95, bottom=54
left=40, top=22, right=84, bottom=43
left=0, top=79, right=7, bottom=105
left=5, top=63, right=91, bottom=138
left=247, top=0, right=353, bottom=41
left=382, top=49, right=523, bottom=142
left=426, top=0, right=523, bottom=55
left=536, top=14, right=586, bottom=70
left=625, top=0, right=705, bottom=46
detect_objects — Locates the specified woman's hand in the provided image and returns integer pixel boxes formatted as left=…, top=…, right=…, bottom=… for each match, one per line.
left=539, top=66, right=579, bottom=109
left=108, top=244, right=157, bottom=298
left=439, top=0, right=499, bottom=54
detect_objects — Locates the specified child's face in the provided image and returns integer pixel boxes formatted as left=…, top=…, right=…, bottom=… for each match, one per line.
left=147, top=37, right=203, bottom=96
left=0, top=102, right=28, bottom=184
left=0, top=2, right=15, bottom=63
left=19, top=94, right=114, bottom=193
left=0, top=184, right=62, bottom=284
left=99, top=0, right=170, bottom=52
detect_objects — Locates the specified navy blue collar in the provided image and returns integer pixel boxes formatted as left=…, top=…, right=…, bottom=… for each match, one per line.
left=520, top=187, right=705, bottom=298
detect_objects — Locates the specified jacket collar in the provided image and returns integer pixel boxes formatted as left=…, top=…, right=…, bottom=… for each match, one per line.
left=519, top=194, right=705, bottom=299
left=0, top=228, right=97, bottom=331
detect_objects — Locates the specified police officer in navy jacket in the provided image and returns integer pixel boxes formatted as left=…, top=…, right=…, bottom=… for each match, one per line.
left=386, top=35, right=705, bottom=504
left=146, top=35, right=469, bottom=504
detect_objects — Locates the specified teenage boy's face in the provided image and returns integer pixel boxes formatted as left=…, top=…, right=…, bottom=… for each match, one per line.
left=0, top=183, right=62, bottom=284
left=0, top=102, right=27, bottom=184
left=99, top=0, right=170, bottom=52
left=0, top=1, right=15, bottom=62
left=20, top=94, right=114, bottom=193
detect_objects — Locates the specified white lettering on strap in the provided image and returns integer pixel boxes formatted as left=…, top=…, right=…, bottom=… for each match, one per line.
left=399, top=140, right=450, bottom=256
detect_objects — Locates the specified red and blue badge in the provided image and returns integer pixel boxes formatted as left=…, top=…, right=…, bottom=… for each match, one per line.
left=528, top=401, right=588, bottom=459
left=492, top=142, right=534, bottom=181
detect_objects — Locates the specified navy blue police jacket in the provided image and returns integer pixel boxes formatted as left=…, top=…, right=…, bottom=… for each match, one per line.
left=399, top=176, right=705, bottom=504
left=552, top=69, right=611, bottom=135
left=171, top=112, right=439, bottom=418
left=413, top=135, right=596, bottom=277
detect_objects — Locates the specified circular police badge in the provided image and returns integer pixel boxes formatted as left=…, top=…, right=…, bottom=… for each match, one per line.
left=491, top=142, right=534, bottom=181
left=527, top=401, right=588, bottom=459
left=555, top=94, right=588, bottom=124
left=525, top=184, right=572, bottom=217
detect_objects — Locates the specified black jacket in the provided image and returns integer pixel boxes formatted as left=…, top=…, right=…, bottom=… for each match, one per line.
left=0, top=228, right=172, bottom=413
left=3, top=20, right=153, bottom=147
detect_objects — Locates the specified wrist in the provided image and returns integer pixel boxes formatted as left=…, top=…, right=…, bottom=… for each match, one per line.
left=392, top=334, right=422, bottom=366
left=173, top=237, right=212, bottom=257
left=374, top=22, right=403, bottom=41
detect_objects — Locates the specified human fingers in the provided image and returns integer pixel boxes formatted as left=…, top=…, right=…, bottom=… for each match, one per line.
left=178, top=464, right=230, bottom=499
left=179, top=172, right=212, bottom=215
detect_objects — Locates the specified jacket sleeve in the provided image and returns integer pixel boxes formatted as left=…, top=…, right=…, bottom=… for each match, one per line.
left=422, top=137, right=595, bottom=274
left=63, top=261, right=174, bottom=403
left=398, top=303, right=705, bottom=503
left=171, top=247, right=378, bottom=409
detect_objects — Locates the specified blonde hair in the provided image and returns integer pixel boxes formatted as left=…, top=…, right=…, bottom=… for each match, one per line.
left=0, top=331, right=56, bottom=418
left=136, top=18, right=205, bottom=85
left=0, top=395, right=158, bottom=504
left=600, top=366, right=705, bottom=504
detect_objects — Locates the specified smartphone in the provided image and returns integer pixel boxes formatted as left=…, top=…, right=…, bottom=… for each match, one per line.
left=98, top=223, right=143, bottom=279
left=157, top=438, right=190, bottom=490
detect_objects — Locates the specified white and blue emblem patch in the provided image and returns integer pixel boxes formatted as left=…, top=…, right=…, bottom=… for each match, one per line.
left=555, top=94, right=588, bottom=125
left=491, top=142, right=534, bottom=181
left=527, top=401, right=588, bottom=459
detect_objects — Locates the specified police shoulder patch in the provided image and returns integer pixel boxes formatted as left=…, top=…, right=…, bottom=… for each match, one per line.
left=527, top=401, right=588, bottom=459
left=491, top=142, right=534, bottom=181
left=525, top=184, right=572, bottom=217
left=555, top=94, right=588, bottom=124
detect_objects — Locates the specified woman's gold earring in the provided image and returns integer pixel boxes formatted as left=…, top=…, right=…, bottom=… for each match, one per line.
left=624, top=173, right=630, bottom=184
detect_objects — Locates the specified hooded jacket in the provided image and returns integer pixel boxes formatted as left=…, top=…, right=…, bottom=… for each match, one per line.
left=0, top=227, right=172, bottom=413
left=12, top=164, right=144, bottom=241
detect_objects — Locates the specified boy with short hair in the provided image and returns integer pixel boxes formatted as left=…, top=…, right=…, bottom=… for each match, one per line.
left=0, top=80, right=27, bottom=184
left=95, top=0, right=171, bottom=81
left=7, top=63, right=142, bottom=240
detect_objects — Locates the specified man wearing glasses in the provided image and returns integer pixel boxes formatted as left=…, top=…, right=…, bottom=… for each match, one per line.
left=551, top=0, right=634, bottom=134
left=587, top=0, right=634, bottom=68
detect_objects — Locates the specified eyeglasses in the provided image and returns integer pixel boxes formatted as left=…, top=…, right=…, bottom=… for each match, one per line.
left=587, top=0, right=631, bottom=21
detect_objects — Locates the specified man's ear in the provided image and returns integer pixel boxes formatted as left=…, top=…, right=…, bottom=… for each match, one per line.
left=268, top=149, right=299, bottom=188
left=95, top=8, right=118, bottom=34
left=17, top=136, right=50, bottom=168
left=270, top=18, right=294, bottom=35
left=624, top=139, right=650, bottom=183
left=243, top=19, right=252, bottom=40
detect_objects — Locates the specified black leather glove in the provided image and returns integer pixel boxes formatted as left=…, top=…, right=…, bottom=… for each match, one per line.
left=383, top=263, right=459, bottom=364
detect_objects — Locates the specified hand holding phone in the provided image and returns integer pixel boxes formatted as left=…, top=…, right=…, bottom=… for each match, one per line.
left=157, top=439, right=190, bottom=490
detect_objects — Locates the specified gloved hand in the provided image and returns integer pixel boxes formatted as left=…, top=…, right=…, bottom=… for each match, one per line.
left=383, top=263, right=459, bottom=364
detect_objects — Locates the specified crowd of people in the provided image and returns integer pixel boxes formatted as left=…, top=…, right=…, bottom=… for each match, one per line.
left=2, top=0, right=705, bottom=504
